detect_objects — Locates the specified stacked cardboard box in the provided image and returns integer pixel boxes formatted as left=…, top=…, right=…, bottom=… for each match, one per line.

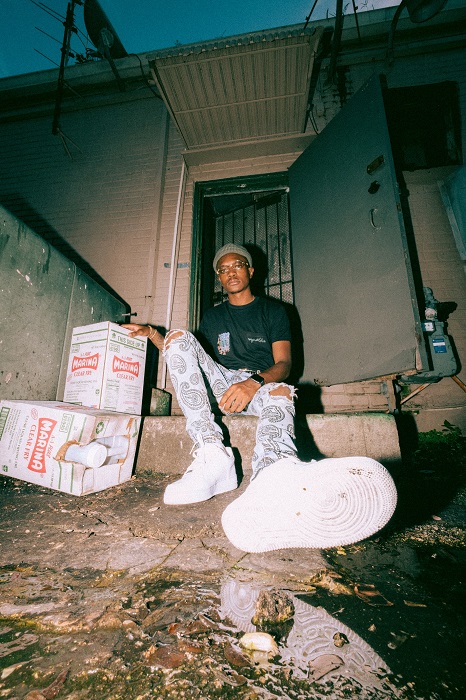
left=0, top=401, right=141, bottom=495
left=63, top=322, right=147, bottom=415
left=0, top=323, right=147, bottom=495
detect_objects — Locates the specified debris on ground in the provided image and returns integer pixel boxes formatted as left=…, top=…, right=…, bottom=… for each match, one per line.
left=0, top=424, right=465, bottom=699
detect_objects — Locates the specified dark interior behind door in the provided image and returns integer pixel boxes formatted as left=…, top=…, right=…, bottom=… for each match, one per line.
left=196, top=174, right=292, bottom=317
left=289, top=74, right=427, bottom=386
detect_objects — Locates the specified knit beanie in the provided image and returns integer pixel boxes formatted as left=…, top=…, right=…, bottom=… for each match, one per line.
left=213, top=243, right=252, bottom=272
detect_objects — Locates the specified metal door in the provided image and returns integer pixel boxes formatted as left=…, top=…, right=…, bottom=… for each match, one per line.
left=289, top=74, right=427, bottom=386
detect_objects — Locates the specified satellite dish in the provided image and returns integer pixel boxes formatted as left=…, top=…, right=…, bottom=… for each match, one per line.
left=404, top=0, right=448, bottom=22
left=84, top=0, right=127, bottom=59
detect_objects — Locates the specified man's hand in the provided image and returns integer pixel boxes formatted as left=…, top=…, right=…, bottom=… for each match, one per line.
left=219, top=378, right=261, bottom=414
left=121, top=323, right=164, bottom=350
left=121, top=323, right=151, bottom=338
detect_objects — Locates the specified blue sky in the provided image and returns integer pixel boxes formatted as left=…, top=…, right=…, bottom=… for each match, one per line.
left=0, top=0, right=400, bottom=79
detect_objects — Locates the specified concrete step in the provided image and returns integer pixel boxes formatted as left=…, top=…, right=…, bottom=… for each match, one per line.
left=136, top=412, right=402, bottom=476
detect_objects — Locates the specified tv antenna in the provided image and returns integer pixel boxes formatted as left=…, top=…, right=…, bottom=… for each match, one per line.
left=46, top=0, right=127, bottom=154
left=51, top=0, right=83, bottom=138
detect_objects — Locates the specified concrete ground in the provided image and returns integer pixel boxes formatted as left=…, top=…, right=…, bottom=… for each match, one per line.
left=0, top=468, right=328, bottom=584
left=1, top=414, right=465, bottom=699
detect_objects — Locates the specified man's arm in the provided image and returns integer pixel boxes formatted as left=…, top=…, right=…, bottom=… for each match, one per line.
left=258, top=340, right=292, bottom=384
left=219, top=340, right=292, bottom=414
left=122, top=323, right=164, bottom=352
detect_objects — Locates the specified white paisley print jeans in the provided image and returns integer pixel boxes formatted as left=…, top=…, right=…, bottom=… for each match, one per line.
left=163, top=330, right=297, bottom=478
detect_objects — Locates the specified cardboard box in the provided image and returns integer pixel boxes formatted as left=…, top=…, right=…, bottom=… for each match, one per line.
left=0, top=400, right=141, bottom=496
left=63, top=322, right=147, bottom=414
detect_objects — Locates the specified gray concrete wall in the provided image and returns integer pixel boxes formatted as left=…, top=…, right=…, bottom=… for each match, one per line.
left=0, top=205, right=127, bottom=401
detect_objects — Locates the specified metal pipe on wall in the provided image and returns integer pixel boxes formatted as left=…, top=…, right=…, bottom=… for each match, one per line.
left=161, top=158, right=187, bottom=389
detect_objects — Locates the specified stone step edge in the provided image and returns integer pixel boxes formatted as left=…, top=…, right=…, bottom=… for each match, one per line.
left=135, top=412, right=402, bottom=475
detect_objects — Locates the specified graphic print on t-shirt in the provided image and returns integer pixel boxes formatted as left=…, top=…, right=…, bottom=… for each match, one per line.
left=218, top=332, right=230, bottom=355
left=247, top=333, right=267, bottom=346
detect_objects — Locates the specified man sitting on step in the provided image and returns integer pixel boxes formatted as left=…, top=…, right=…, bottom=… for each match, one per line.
left=124, top=243, right=298, bottom=505
left=123, top=243, right=397, bottom=554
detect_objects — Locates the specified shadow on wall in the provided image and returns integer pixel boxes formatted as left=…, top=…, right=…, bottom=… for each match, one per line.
left=244, top=243, right=323, bottom=404
left=1, top=194, right=128, bottom=305
left=244, top=242, right=325, bottom=455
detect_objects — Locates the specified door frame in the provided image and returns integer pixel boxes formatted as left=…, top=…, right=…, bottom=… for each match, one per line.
left=190, top=171, right=289, bottom=329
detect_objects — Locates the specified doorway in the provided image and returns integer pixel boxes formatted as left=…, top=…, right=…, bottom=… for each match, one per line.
left=192, top=172, right=292, bottom=326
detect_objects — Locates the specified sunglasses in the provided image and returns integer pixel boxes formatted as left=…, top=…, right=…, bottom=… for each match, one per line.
left=217, top=261, right=250, bottom=275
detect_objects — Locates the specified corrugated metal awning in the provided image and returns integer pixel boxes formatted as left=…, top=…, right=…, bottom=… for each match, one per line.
left=149, top=26, right=323, bottom=150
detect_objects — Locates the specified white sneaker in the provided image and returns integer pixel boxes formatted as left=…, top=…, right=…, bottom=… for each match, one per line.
left=163, top=444, right=237, bottom=505
left=221, top=456, right=397, bottom=552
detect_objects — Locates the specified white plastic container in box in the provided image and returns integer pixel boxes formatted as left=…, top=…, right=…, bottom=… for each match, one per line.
left=63, top=322, right=147, bottom=414
left=0, top=400, right=141, bottom=495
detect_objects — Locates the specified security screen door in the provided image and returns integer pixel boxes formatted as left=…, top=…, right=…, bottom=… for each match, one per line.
left=197, top=172, right=293, bottom=315
left=288, top=74, right=427, bottom=386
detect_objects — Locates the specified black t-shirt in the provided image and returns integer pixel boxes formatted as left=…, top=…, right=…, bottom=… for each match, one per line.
left=198, top=296, right=291, bottom=371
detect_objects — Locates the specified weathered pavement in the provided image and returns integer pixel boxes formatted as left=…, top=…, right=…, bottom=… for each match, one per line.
left=0, top=471, right=331, bottom=700
left=0, top=468, right=328, bottom=579
left=1, top=452, right=465, bottom=700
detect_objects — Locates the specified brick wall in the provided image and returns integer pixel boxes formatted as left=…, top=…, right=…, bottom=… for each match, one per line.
left=1, top=17, right=465, bottom=422
left=0, top=96, right=168, bottom=320
left=403, top=168, right=466, bottom=410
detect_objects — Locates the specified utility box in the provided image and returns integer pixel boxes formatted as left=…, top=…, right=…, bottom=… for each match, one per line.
left=63, top=322, right=147, bottom=414
left=0, top=400, right=141, bottom=496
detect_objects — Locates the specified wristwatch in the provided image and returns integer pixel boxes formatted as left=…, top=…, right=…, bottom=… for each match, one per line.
left=249, top=373, right=265, bottom=386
